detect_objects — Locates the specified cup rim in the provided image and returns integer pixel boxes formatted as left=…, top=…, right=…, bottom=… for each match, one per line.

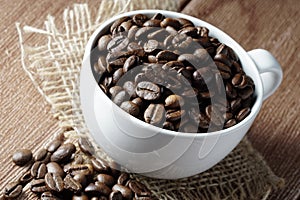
left=82, top=9, right=263, bottom=138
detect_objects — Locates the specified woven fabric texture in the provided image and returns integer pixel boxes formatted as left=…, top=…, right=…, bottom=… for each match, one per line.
left=17, top=1, right=284, bottom=199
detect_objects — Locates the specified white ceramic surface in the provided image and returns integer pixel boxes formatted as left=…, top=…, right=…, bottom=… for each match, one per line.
left=80, top=10, right=283, bottom=179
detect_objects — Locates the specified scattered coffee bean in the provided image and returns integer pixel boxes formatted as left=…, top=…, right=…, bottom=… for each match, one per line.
left=31, top=179, right=48, bottom=193
left=12, top=149, right=32, bottom=166
left=41, top=191, right=61, bottom=200
left=4, top=182, right=22, bottom=199
left=112, top=184, right=133, bottom=200
left=47, top=140, right=62, bottom=153
left=78, top=137, right=95, bottom=156
left=31, top=161, right=47, bottom=179
left=50, top=143, right=76, bottom=163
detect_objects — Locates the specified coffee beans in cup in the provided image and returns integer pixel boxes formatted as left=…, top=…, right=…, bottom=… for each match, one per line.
left=92, top=13, right=255, bottom=133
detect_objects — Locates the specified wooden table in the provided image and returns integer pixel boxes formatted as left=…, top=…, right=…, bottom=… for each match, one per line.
left=0, top=0, right=299, bottom=199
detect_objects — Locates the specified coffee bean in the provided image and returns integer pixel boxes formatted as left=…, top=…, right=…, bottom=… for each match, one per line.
left=107, top=35, right=129, bottom=53
left=45, top=173, right=64, bottom=192
left=47, top=140, right=62, bottom=153
left=133, top=14, right=148, bottom=27
left=78, top=137, right=95, bottom=156
left=98, top=35, right=112, bottom=51
left=12, top=149, right=32, bottom=166
left=41, top=191, right=61, bottom=200
left=64, top=174, right=82, bottom=193
left=224, top=119, right=237, bottom=128
left=230, top=98, right=242, bottom=113
left=4, top=182, right=22, bottom=199
left=135, top=27, right=155, bottom=40
left=165, top=94, right=184, bottom=108
left=226, top=82, right=238, bottom=99
left=109, top=191, right=123, bottom=200
left=72, top=193, right=89, bottom=200
left=31, top=179, right=48, bottom=193
left=143, top=19, right=161, bottom=27
left=238, top=86, right=254, bottom=100
left=91, top=158, right=111, bottom=173
left=110, top=16, right=131, bottom=33
left=46, top=162, right=65, bottom=178
left=120, top=20, right=133, bottom=32
left=109, top=86, right=124, bottom=99
left=166, top=109, right=185, bottom=121
left=205, top=105, right=224, bottom=127
left=128, top=180, right=151, bottom=197
left=113, top=90, right=130, bottom=106
left=123, top=55, right=139, bottom=73
left=96, top=56, right=107, bottom=75
left=214, top=54, right=233, bottom=67
left=151, top=13, right=164, bottom=20
left=65, top=164, right=94, bottom=176
left=172, top=34, right=193, bottom=50
left=31, top=161, right=47, bottom=179
left=144, top=104, right=165, bottom=125
left=34, top=148, right=48, bottom=162
left=19, top=170, right=33, bottom=185
left=50, top=143, right=76, bottom=163
left=112, top=184, right=133, bottom=200
left=177, top=18, right=194, bottom=28
left=117, top=172, right=129, bottom=185
left=143, top=39, right=160, bottom=53
left=160, top=18, right=181, bottom=30
left=97, top=174, right=115, bottom=187
left=236, top=107, right=251, bottom=122
left=179, top=26, right=198, bottom=38
left=156, top=50, right=178, bottom=62
left=120, top=101, right=140, bottom=117
left=123, top=81, right=136, bottom=97
left=136, top=81, right=160, bottom=100
left=112, top=68, right=124, bottom=84
left=94, top=182, right=112, bottom=196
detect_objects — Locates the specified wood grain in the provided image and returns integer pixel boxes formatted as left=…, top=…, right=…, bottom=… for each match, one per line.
left=0, top=0, right=299, bottom=199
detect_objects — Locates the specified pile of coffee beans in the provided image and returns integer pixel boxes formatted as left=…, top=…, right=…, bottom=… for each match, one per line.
left=93, top=13, right=255, bottom=133
left=2, top=134, right=152, bottom=200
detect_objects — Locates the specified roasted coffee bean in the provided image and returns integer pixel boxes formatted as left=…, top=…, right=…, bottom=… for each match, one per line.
left=51, top=143, right=76, bottom=163
left=236, top=107, right=250, bottom=122
left=136, top=81, right=160, bottom=100
left=215, top=61, right=231, bottom=79
left=226, top=82, right=238, bottom=99
left=4, top=182, right=22, bottom=199
left=143, top=19, right=161, bottom=27
left=135, top=27, right=155, bottom=40
left=107, top=36, right=129, bottom=53
left=132, top=14, right=148, bottom=26
left=177, top=18, right=194, bottom=28
left=134, top=197, right=153, bottom=200
left=112, top=68, right=124, bottom=84
left=166, top=109, right=185, bottom=121
left=34, top=148, right=48, bottom=162
left=151, top=13, right=164, bottom=20
left=205, top=105, right=224, bottom=127
left=96, top=56, right=107, bottom=74
left=238, top=86, right=254, bottom=100
left=192, top=67, right=214, bottom=87
left=120, top=101, right=140, bottom=117
left=109, top=191, right=123, bottom=200
left=45, top=173, right=64, bottom=192
left=178, top=53, right=202, bottom=67
left=144, top=104, right=165, bottom=125
left=163, top=121, right=175, bottom=130
left=143, top=39, right=160, bottom=53
left=123, top=55, right=139, bottom=72
left=108, top=57, right=127, bottom=69
left=64, top=174, right=82, bottom=193
left=160, top=18, right=181, bottom=30
left=78, top=137, right=95, bottom=156
left=12, top=149, right=32, bottom=166
left=179, top=26, right=198, bottom=38
left=156, top=50, right=178, bottom=62
left=98, top=35, right=112, bottom=51
left=172, top=34, right=193, bottom=50
left=31, top=161, right=47, bottom=179
left=165, top=94, right=184, bottom=108
left=128, top=180, right=151, bottom=197
left=147, top=29, right=168, bottom=40
left=19, top=170, right=33, bottom=185
left=72, top=193, right=89, bottom=200
left=112, top=184, right=133, bottom=200
left=113, top=90, right=130, bottom=106
left=117, top=172, right=129, bottom=185
left=123, top=81, right=136, bottom=97
left=214, top=54, right=233, bottom=67
left=110, top=16, right=130, bottom=33
left=46, top=162, right=65, bottom=178
left=65, top=164, right=94, bottom=176
left=47, top=139, right=62, bottom=153
left=94, top=182, right=112, bottom=196
left=224, top=119, right=237, bottom=128
left=91, top=158, right=111, bottom=173
left=97, top=174, right=115, bottom=187
left=109, top=86, right=124, bottom=99
left=31, top=179, right=48, bottom=193
left=41, top=191, right=61, bottom=200
left=230, top=98, right=242, bottom=113
left=120, top=20, right=133, bottom=31
left=73, top=173, right=87, bottom=188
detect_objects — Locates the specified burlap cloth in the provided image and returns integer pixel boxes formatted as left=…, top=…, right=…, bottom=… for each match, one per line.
left=17, top=1, right=284, bottom=199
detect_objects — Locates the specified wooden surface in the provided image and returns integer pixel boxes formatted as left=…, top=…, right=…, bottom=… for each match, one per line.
left=0, top=0, right=299, bottom=199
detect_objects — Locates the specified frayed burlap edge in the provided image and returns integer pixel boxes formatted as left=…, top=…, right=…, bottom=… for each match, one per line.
left=16, top=1, right=284, bottom=199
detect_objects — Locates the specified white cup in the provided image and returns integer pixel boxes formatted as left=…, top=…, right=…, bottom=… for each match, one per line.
left=80, top=10, right=282, bottom=179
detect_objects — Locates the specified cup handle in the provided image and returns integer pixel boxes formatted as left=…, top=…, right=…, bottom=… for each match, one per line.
left=247, top=49, right=283, bottom=101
